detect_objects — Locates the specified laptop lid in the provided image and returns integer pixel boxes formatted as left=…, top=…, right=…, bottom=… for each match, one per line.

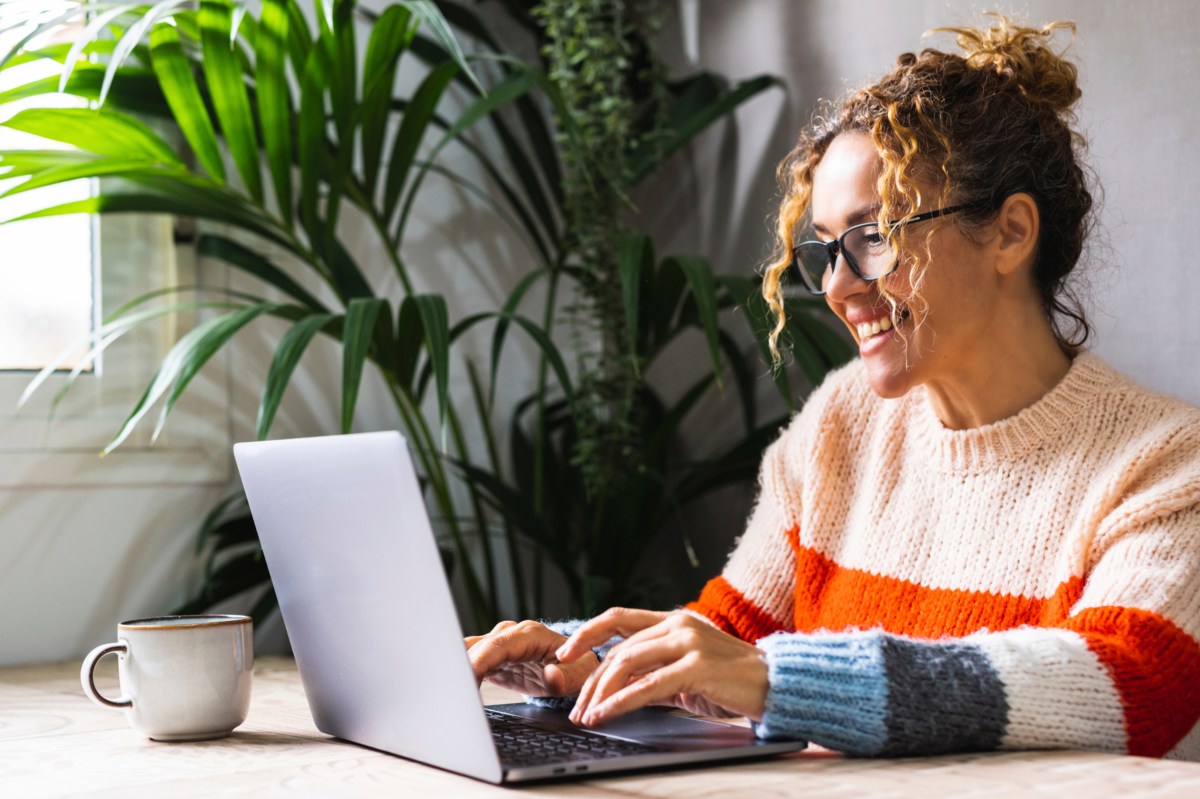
left=236, top=431, right=805, bottom=783
left=234, top=431, right=503, bottom=783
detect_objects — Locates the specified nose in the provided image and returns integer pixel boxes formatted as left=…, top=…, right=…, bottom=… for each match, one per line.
left=822, top=250, right=869, bottom=302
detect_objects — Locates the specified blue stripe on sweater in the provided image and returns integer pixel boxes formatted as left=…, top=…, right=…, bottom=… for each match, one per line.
left=757, top=630, right=891, bottom=754
left=756, top=630, right=1009, bottom=756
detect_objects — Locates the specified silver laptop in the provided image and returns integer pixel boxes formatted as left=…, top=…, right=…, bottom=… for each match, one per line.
left=234, top=431, right=805, bottom=783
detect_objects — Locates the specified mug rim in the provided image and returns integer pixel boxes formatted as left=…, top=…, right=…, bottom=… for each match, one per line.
left=118, top=614, right=252, bottom=630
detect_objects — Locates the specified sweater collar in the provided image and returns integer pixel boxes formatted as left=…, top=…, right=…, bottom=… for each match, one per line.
left=907, top=351, right=1116, bottom=471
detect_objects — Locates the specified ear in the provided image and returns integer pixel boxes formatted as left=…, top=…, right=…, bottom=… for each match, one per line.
left=992, top=192, right=1039, bottom=277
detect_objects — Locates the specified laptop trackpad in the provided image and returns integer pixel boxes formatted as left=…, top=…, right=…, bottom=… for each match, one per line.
left=487, top=702, right=766, bottom=751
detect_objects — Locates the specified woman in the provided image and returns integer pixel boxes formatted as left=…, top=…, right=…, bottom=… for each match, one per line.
left=466, top=15, right=1200, bottom=758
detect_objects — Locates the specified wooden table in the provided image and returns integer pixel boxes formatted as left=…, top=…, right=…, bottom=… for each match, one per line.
left=5, top=655, right=1200, bottom=797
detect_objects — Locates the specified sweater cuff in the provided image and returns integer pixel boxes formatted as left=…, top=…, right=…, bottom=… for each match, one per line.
left=755, top=630, right=890, bottom=755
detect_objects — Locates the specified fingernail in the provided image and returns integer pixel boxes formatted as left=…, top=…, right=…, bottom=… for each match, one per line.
left=555, top=645, right=569, bottom=659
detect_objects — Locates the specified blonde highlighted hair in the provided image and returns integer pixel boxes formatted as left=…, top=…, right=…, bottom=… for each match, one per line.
left=763, top=13, right=1094, bottom=364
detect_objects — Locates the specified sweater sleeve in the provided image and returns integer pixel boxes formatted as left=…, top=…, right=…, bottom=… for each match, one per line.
left=684, top=431, right=798, bottom=641
left=755, top=504, right=1200, bottom=758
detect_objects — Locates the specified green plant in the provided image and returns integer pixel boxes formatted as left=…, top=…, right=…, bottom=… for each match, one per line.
left=1, top=0, right=851, bottom=630
left=462, top=233, right=852, bottom=615
left=0, top=0, right=549, bottom=629
left=420, top=1, right=854, bottom=615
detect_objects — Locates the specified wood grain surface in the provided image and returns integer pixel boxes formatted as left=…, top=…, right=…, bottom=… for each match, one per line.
left=4, top=656, right=1200, bottom=798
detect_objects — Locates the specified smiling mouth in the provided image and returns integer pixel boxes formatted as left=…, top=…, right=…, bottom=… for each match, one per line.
left=855, top=309, right=910, bottom=343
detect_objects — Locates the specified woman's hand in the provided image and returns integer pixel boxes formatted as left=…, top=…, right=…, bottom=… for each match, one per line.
left=465, top=620, right=599, bottom=698
left=555, top=608, right=770, bottom=727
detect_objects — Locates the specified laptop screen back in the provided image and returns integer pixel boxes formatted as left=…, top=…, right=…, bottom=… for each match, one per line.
left=234, top=431, right=502, bottom=783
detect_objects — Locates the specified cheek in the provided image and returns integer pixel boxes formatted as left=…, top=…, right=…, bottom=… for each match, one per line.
left=878, top=259, right=921, bottom=309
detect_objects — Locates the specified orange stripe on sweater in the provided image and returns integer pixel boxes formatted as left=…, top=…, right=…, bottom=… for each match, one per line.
left=1068, top=607, right=1200, bottom=757
left=685, top=576, right=785, bottom=643
left=789, top=541, right=1084, bottom=637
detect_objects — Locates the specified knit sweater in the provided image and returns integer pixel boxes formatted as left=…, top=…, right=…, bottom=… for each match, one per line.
left=683, top=352, right=1200, bottom=759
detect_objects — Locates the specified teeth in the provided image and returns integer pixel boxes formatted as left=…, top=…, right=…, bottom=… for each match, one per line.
left=857, top=317, right=889, bottom=341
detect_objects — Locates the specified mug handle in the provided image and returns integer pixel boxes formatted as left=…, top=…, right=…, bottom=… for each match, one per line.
left=80, top=641, right=132, bottom=709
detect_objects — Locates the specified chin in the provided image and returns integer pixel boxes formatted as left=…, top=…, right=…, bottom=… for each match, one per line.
left=863, top=357, right=919, bottom=400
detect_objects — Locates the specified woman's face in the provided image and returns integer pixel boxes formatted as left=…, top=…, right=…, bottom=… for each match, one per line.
left=809, top=132, right=999, bottom=400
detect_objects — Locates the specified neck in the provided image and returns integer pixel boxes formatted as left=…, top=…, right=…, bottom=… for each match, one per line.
left=923, top=317, right=1072, bottom=431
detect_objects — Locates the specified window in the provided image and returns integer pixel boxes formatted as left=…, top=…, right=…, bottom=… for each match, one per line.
left=0, top=15, right=95, bottom=372
left=0, top=14, right=232, bottom=487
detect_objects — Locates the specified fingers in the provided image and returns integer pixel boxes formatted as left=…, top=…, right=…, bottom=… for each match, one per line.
left=576, top=656, right=695, bottom=727
left=466, top=620, right=563, bottom=683
left=570, top=630, right=689, bottom=725
left=465, top=619, right=516, bottom=649
left=555, top=607, right=670, bottom=662
left=541, top=652, right=600, bottom=696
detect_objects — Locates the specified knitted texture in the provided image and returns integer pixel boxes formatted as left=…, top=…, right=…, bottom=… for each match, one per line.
left=687, top=352, right=1200, bottom=759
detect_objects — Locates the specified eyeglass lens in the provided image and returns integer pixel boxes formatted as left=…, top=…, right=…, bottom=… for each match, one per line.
left=793, top=224, right=892, bottom=291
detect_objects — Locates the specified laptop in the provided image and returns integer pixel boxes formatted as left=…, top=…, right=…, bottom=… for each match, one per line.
left=234, top=431, right=806, bottom=783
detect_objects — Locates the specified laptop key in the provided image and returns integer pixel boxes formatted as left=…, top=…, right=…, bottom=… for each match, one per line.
left=486, top=709, right=661, bottom=766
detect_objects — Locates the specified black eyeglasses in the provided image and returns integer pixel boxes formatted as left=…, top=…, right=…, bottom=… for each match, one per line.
left=789, top=204, right=973, bottom=296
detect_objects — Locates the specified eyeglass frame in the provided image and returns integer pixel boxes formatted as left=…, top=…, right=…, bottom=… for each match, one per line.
left=789, top=203, right=975, bottom=296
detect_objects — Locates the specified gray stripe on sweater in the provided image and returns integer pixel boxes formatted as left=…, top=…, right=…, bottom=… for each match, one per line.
left=879, top=637, right=1008, bottom=755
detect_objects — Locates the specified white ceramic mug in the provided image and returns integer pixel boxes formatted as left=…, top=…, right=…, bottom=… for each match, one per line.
left=80, top=614, right=253, bottom=741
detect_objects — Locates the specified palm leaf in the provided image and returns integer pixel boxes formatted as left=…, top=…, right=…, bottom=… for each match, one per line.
left=105, top=303, right=279, bottom=453
left=617, top=233, right=653, bottom=369
left=0, top=157, right=181, bottom=198
left=628, top=74, right=781, bottom=186
left=487, top=267, right=548, bottom=409
left=149, top=20, right=225, bottom=181
left=194, top=490, right=250, bottom=554
left=151, top=303, right=280, bottom=442
left=17, top=299, right=240, bottom=412
left=199, top=0, right=262, bottom=201
left=359, top=3, right=414, bottom=198
left=196, top=233, right=327, bottom=312
left=381, top=59, right=458, bottom=229
left=257, top=312, right=335, bottom=438
left=297, top=35, right=330, bottom=250
left=662, top=255, right=723, bottom=384
left=0, top=149, right=98, bottom=178
left=400, top=0, right=483, bottom=93
left=54, top=4, right=131, bottom=87
left=394, top=67, right=535, bottom=241
left=98, top=0, right=193, bottom=107
left=412, top=293, right=451, bottom=446
left=256, top=0, right=293, bottom=223
left=340, top=297, right=387, bottom=434
left=1, top=107, right=182, bottom=164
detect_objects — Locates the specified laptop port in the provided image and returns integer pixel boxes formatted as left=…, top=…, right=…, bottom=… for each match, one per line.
left=575, top=765, right=588, bottom=772
left=552, top=767, right=566, bottom=775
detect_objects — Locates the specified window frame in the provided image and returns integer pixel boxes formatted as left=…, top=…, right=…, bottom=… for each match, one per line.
left=0, top=211, right=234, bottom=488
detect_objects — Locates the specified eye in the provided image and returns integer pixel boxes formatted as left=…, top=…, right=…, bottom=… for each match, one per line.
left=860, top=228, right=888, bottom=250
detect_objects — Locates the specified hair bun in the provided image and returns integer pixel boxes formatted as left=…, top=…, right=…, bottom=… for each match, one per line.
left=934, top=14, right=1081, bottom=113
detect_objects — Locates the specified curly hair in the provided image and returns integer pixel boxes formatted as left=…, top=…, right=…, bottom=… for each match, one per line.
left=763, top=14, right=1095, bottom=363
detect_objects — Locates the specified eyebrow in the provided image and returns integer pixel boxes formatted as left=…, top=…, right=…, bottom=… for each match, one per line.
left=811, top=204, right=883, bottom=238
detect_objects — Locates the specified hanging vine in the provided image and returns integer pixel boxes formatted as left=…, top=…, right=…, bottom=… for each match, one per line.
left=531, top=0, right=669, bottom=499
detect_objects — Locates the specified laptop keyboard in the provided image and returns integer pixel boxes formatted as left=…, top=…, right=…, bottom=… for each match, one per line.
left=486, top=708, right=661, bottom=767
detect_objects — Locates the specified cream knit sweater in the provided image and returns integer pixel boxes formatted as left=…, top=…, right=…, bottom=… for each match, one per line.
left=685, top=351, right=1200, bottom=758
